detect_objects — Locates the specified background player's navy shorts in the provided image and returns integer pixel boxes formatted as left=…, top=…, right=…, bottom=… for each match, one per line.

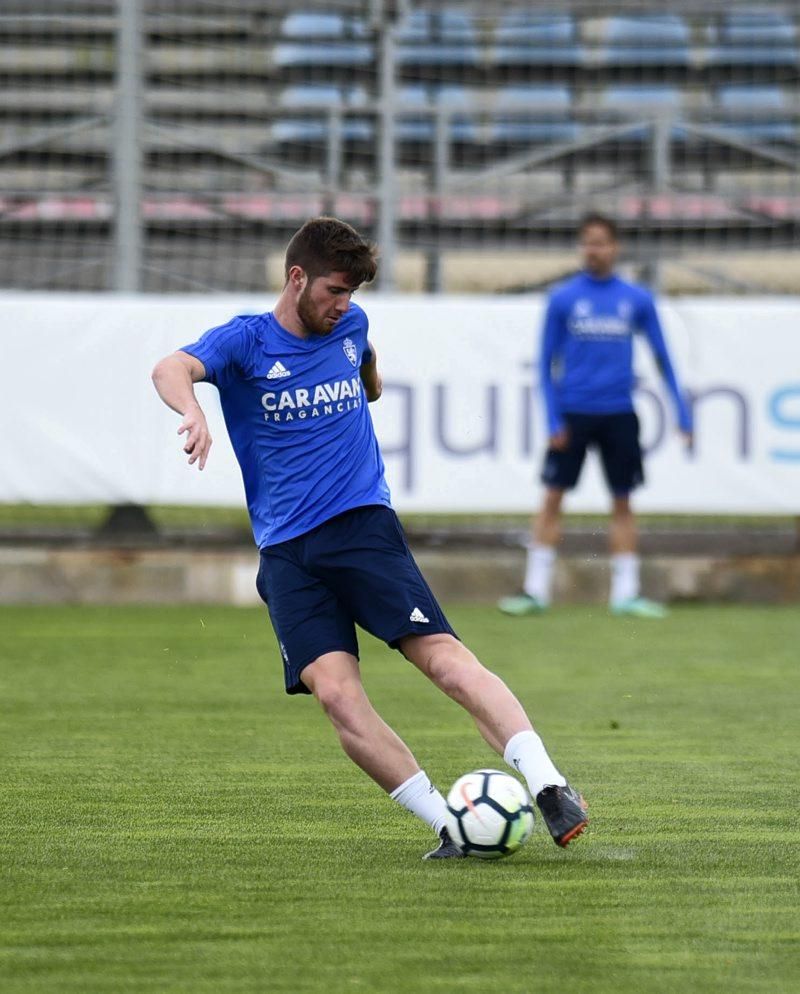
left=541, top=411, right=644, bottom=496
left=255, top=505, right=457, bottom=695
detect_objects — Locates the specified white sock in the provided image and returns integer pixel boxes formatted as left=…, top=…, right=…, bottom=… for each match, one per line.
left=610, top=553, right=640, bottom=606
left=504, top=729, right=566, bottom=798
left=523, top=543, right=556, bottom=605
left=390, top=770, right=447, bottom=835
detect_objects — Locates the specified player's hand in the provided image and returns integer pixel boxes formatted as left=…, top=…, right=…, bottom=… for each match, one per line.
left=177, top=403, right=212, bottom=470
left=549, top=428, right=570, bottom=451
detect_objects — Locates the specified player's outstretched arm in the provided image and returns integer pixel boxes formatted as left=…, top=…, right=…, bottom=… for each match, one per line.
left=151, top=351, right=213, bottom=470
left=640, top=294, right=693, bottom=441
left=360, top=340, right=382, bottom=403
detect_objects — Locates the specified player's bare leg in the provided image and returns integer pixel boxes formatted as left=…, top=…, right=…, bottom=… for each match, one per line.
left=609, top=494, right=637, bottom=554
left=608, top=495, right=667, bottom=618
left=535, top=487, right=565, bottom=548
left=498, top=487, right=564, bottom=616
left=302, top=651, right=419, bottom=790
left=401, top=633, right=588, bottom=846
left=301, top=650, right=461, bottom=857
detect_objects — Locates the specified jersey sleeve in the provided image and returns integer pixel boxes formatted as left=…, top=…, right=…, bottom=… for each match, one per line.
left=180, top=317, right=251, bottom=389
left=539, top=293, right=566, bottom=436
left=638, top=291, right=692, bottom=433
left=353, top=304, right=373, bottom=364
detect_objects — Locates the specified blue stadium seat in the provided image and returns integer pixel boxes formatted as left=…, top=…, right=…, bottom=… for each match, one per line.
left=490, top=85, right=579, bottom=144
left=435, top=86, right=479, bottom=142
left=396, top=9, right=480, bottom=66
left=719, top=12, right=796, bottom=43
left=280, top=12, right=368, bottom=38
left=598, top=86, right=687, bottom=141
left=395, top=85, right=433, bottom=142
left=492, top=12, right=584, bottom=67
left=715, top=86, right=796, bottom=143
left=393, top=86, right=479, bottom=143
left=706, top=13, right=798, bottom=67
left=599, top=85, right=684, bottom=110
left=273, top=85, right=373, bottom=144
left=718, top=86, right=789, bottom=108
left=274, top=12, right=373, bottom=68
left=599, top=15, right=690, bottom=66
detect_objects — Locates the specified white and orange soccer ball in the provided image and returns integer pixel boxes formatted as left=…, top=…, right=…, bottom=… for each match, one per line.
left=445, top=769, right=535, bottom=859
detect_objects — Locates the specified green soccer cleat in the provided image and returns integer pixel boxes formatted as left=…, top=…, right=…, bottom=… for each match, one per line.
left=610, top=597, right=669, bottom=619
left=497, top=594, right=548, bottom=617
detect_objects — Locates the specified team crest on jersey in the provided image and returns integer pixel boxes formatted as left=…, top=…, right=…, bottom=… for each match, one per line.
left=343, top=337, right=358, bottom=367
left=573, top=299, right=592, bottom=318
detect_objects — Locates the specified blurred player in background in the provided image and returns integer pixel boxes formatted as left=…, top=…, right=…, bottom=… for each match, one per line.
left=499, top=213, right=692, bottom=620
left=152, top=217, right=588, bottom=859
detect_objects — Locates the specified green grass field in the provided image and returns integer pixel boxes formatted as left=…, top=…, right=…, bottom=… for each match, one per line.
left=2, top=605, right=798, bottom=994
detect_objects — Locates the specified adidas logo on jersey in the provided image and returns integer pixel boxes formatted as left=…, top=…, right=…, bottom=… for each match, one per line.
left=409, top=607, right=430, bottom=623
left=266, top=361, right=291, bottom=379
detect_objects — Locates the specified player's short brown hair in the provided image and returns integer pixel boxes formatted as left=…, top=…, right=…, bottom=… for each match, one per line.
left=579, top=212, right=619, bottom=241
left=284, top=216, right=378, bottom=286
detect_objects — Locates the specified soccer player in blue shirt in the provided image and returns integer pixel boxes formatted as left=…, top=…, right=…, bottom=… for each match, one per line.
left=152, top=217, right=588, bottom=858
left=499, top=212, right=692, bottom=620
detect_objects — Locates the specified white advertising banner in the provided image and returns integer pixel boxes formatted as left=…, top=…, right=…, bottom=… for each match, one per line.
left=1, top=293, right=799, bottom=514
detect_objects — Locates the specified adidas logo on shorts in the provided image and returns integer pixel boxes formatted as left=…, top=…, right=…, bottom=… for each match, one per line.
left=409, top=607, right=430, bottom=623
left=266, top=361, right=291, bottom=379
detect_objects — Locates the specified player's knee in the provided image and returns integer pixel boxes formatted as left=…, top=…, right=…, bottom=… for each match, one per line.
left=313, top=678, right=365, bottom=728
left=426, top=642, right=485, bottom=701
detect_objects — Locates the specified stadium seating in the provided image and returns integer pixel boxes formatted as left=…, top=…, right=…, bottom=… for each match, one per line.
left=595, top=85, right=689, bottom=141
left=1, top=2, right=798, bottom=292
left=706, top=12, right=798, bottom=67
left=395, top=9, right=481, bottom=68
left=598, top=15, right=691, bottom=67
left=492, top=13, right=584, bottom=68
left=490, top=86, right=579, bottom=145
left=272, top=84, right=373, bottom=145
left=715, top=86, right=796, bottom=144
left=273, top=11, right=373, bottom=69
left=389, top=85, right=481, bottom=145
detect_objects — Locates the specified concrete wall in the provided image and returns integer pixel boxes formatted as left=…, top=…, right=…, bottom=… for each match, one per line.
left=1, top=545, right=798, bottom=606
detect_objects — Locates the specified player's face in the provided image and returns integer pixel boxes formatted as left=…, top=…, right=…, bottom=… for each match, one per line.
left=580, top=225, right=618, bottom=277
left=297, top=271, right=359, bottom=336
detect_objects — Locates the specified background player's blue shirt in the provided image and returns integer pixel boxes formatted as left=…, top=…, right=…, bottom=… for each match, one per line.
left=181, top=302, right=391, bottom=548
left=539, top=271, right=692, bottom=436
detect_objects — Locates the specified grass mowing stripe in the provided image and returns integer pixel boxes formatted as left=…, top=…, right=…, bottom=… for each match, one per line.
left=1, top=605, right=799, bottom=994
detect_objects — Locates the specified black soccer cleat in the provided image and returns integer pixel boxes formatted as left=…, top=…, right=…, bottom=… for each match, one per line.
left=536, top=783, right=589, bottom=848
left=422, top=826, right=465, bottom=860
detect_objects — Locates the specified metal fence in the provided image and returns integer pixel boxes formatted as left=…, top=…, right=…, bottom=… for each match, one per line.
left=1, top=0, right=798, bottom=293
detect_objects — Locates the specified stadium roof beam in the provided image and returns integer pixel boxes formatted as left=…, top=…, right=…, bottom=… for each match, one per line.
left=0, top=116, right=108, bottom=162
left=446, top=120, right=657, bottom=189
left=146, top=122, right=325, bottom=188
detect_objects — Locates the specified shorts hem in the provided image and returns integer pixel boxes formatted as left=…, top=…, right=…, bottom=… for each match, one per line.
left=285, top=643, right=360, bottom=696
left=387, top=623, right=459, bottom=650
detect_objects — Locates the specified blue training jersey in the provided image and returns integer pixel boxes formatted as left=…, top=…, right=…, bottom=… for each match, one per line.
left=181, top=303, right=391, bottom=548
left=539, top=271, right=692, bottom=436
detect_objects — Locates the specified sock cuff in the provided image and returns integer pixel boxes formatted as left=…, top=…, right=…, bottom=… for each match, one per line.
left=532, top=544, right=556, bottom=562
left=389, top=769, right=426, bottom=801
left=612, top=552, right=639, bottom=565
left=503, top=729, right=536, bottom=766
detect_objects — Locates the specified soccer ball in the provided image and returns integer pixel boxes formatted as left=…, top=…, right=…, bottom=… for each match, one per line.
left=445, top=769, right=535, bottom=859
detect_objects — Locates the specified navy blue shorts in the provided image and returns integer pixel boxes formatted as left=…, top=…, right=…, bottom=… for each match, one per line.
left=255, top=505, right=457, bottom=695
left=541, top=411, right=644, bottom=496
